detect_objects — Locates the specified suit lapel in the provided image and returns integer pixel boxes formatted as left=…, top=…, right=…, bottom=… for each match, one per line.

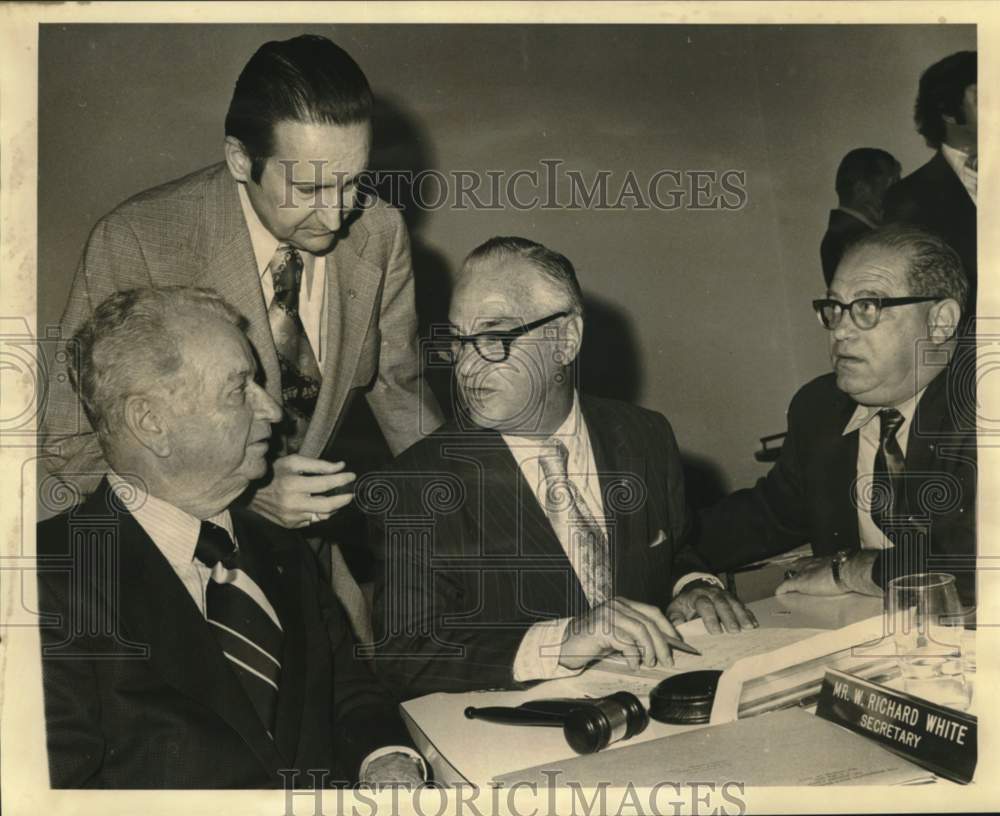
left=830, top=423, right=861, bottom=550
left=466, top=434, right=587, bottom=615
left=231, top=512, right=307, bottom=765
left=580, top=398, right=648, bottom=595
left=300, top=216, right=380, bottom=457
left=903, top=370, right=952, bottom=515
left=102, top=481, right=285, bottom=773
left=182, top=171, right=385, bottom=455
left=930, top=151, right=976, bottom=214
left=193, top=166, right=282, bottom=402
left=811, top=393, right=863, bottom=554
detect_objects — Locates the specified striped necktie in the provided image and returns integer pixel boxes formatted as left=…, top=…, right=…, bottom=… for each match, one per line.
left=195, top=521, right=283, bottom=733
left=268, top=245, right=322, bottom=453
left=537, top=439, right=612, bottom=606
left=871, top=408, right=906, bottom=535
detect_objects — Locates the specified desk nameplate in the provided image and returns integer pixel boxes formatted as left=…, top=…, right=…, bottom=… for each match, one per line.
left=815, top=669, right=976, bottom=784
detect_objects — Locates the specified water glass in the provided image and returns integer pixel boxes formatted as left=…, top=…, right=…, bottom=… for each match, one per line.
left=887, top=573, right=970, bottom=711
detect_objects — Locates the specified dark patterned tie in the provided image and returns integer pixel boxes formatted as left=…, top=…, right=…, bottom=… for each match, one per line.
left=537, top=440, right=612, bottom=606
left=196, top=521, right=283, bottom=733
left=268, top=245, right=322, bottom=453
left=871, top=408, right=906, bottom=535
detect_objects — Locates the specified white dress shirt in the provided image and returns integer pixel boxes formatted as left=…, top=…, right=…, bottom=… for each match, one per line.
left=842, top=386, right=925, bottom=551
left=837, top=206, right=878, bottom=230
left=106, top=473, right=423, bottom=778
left=506, top=394, right=719, bottom=682
left=107, top=473, right=280, bottom=625
left=237, top=184, right=329, bottom=363
left=941, top=143, right=977, bottom=205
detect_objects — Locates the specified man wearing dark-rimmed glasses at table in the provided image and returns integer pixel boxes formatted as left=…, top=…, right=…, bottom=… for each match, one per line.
left=697, top=224, right=976, bottom=605
left=365, top=236, right=754, bottom=699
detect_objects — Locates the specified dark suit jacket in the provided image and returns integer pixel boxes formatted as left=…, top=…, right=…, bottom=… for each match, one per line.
left=820, top=209, right=872, bottom=286
left=37, top=479, right=412, bottom=788
left=697, top=369, right=976, bottom=604
left=365, top=395, right=710, bottom=699
left=883, top=151, right=977, bottom=306
left=40, top=163, right=442, bottom=498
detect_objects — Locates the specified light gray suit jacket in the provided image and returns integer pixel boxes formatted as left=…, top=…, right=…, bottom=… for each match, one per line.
left=41, top=163, right=443, bottom=499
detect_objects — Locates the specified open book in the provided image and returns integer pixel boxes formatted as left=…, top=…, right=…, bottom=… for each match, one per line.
left=562, top=614, right=898, bottom=724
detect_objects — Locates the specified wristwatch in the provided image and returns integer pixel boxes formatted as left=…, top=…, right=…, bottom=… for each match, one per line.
left=830, top=550, right=850, bottom=592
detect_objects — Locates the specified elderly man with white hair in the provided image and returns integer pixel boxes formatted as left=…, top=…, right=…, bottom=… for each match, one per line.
left=36, top=286, right=425, bottom=788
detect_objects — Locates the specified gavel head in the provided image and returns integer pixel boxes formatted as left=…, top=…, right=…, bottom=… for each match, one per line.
left=563, top=691, right=650, bottom=754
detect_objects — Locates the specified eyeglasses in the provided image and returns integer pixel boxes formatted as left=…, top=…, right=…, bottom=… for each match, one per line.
left=812, top=296, right=944, bottom=331
left=435, top=312, right=569, bottom=364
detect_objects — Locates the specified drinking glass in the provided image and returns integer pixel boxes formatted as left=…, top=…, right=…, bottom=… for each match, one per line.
left=887, top=573, right=970, bottom=711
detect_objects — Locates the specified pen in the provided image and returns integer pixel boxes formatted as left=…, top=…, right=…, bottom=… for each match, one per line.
left=664, top=634, right=701, bottom=656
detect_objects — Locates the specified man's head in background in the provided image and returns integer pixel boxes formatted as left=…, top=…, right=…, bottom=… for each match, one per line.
left=915, top=50, right=977, bottom=153
left=68, top=287, right=282, bottom=517
left=816, top=225, right=967, bottom=408
left=445, top=236, right=585, bottom=436
left=835, top=148, right=901, bottom=224
left=224, top=35, right=373, bottom=254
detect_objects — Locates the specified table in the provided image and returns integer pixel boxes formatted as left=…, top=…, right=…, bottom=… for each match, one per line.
left=400, top=593, right=884, bottom=785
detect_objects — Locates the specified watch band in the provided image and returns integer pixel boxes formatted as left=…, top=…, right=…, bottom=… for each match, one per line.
left=830, top=550, right=850, bottom=592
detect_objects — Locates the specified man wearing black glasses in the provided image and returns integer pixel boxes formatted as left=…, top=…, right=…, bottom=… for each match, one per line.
left=698, top=225, right=975, bottom=604
left=365, top=236, right=754, bottom=699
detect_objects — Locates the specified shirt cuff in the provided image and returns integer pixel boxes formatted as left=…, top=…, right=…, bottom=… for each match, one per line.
left=512, top=618, right=584, bottom=682
left=358, top=746, right=427, bottom=783
left=672, top=572, right=726, bottom=598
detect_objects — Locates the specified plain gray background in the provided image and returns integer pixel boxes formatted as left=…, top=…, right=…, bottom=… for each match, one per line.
left=37, top=23, right=975, bottom=497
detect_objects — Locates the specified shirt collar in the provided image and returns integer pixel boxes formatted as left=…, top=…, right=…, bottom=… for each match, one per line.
left=502, top=391, right=584, bottom=451
left=837, top=206, right=878, bottom=230
left=842, top=385, right=928, bottom=437
left=502, top=392, right=596, bottom=494
left=941, top=142, right=976, bottom=177
left=236, top=182, right=283, bottom=278
left=106, top=472, right=234, bottom=566
left=237, top=181, right=319, bottom=299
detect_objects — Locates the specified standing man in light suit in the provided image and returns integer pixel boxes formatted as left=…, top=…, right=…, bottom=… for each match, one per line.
left=40, top=35, right=444, bottom=638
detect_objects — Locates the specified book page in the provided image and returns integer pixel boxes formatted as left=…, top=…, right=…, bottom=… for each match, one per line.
left=563, top=626, right=828, bottom=699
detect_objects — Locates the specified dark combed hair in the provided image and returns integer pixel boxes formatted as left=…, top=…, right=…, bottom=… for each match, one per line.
left=69, top=287, right=245, bottom=439
left=914, top=51, right=977, bottom=149
left=845, top=225, right=969, bottom=315
left=224, top=34, right=373, bottom=182
left=464, top=236, right=585, bottom=316
left=834, top=148, right=898, bottom=203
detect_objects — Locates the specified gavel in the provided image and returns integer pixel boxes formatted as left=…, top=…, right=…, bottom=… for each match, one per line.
left=464, top=691, right=649, bottom=754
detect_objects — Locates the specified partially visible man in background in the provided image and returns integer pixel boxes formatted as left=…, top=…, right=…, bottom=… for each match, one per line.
left=37, top=287, right=425, bottom=788
left=820, top=147, right=900, bottom=286
left=40, top=34, right=444, bottom=639
left=884, top=50, right=977, bottom=309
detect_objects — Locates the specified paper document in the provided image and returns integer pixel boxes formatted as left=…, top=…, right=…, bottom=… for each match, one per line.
left=564, top=626, right=826, bottom=699
left=495, top=708, right=934, bottom=787
left=710, top=613, right=891, bottom=723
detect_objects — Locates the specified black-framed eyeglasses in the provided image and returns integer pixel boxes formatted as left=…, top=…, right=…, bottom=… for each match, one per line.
left=435, top=311, right=570, bottom=364
left=812, top=296, right=944, bottom=331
